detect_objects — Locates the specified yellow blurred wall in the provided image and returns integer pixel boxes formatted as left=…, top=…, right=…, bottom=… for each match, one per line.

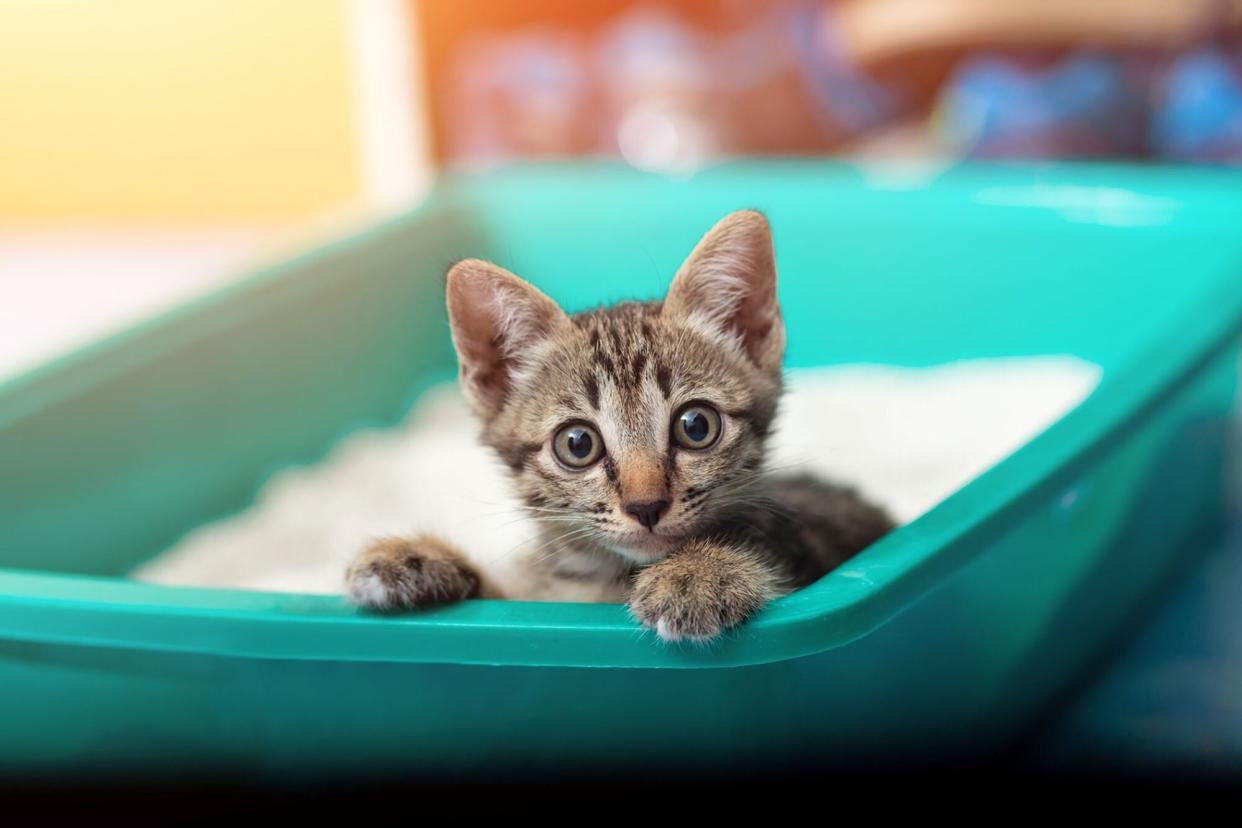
left=0, top=1, right=365, bottom=219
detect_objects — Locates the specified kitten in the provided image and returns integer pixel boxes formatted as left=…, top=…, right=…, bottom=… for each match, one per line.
left=346, top=210, right=894, bottom=642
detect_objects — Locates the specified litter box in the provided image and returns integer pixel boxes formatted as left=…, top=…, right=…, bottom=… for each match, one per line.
left=2, top=161, right=1241, bottom=780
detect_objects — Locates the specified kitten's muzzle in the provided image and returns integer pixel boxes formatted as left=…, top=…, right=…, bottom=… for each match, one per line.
left=624, top=499, right=671, bottom=530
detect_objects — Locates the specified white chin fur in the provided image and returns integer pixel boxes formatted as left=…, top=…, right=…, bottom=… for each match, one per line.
left=606, top=540, right=674, bottom=566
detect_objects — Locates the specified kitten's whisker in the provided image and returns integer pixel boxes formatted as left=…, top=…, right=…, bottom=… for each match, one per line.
left=474, top=503, right=581, bottom=523
left=504, top=523, right=602, bottom=564
left=491, top=522, right=585, bottom=561
left=532, top=505, right=579, bottom=513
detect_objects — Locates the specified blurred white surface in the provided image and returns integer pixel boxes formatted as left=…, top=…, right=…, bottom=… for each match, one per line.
left=0, top=208, right=406, bottom=384
left=0, top=226, right=284, bottom=383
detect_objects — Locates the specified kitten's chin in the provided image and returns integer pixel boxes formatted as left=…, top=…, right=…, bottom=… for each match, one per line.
left=605, top=531, right=683, bottom=564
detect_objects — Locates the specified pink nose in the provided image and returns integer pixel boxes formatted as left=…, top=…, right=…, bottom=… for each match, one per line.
left=624, top=500, right=670, bottom=529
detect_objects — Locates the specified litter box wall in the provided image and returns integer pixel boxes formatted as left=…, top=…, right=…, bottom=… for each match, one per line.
left=1, top=161, right=1240, bottom=777
left=0, top=352, right=1232, bottom=776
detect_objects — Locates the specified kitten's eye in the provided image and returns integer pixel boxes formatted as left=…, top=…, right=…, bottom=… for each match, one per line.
left=672, top=403, right=722, bottom=450
left=552, top=422, right=605, bottom=469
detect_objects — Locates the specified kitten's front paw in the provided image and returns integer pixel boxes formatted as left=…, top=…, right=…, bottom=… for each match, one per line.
left=346, top=535, right=481, bottom=611
left=628, top=541, right=777, bottom=644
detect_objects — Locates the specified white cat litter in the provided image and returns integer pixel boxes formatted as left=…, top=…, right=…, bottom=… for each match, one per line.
left=134, top=356, right=1102, bottom=596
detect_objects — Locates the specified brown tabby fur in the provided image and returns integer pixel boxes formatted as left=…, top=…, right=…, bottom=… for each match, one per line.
left=346, top=210, right=893, bottom=642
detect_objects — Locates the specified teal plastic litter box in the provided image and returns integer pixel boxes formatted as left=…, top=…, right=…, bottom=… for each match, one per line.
left=2, top=161, right=1241, bottom=778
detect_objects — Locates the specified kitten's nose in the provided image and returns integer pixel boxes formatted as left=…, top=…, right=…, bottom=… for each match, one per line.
left=624, top=499, right=670, bottom=530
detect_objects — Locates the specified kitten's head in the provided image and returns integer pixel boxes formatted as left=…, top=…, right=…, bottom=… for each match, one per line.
left=445, top=210, right=784, bottom=564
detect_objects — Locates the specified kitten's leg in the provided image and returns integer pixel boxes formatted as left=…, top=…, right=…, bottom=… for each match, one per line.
left=346, top=534, right=502, bottom=611
left=751, top=474, right=896, bottom=585
left=630, top=478, right=893, bottom=642
left=628, top=539, right=780, bottom=643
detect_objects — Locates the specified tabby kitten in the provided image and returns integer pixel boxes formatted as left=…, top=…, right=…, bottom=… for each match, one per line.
left=346, top=210, right=893, bottom=642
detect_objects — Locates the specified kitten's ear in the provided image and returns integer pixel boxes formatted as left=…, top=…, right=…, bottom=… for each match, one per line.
left=445, top=259, right=570, bottom=416
left=663, top=210, right=784, bottom=374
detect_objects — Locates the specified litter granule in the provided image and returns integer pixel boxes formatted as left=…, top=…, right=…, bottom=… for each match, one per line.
left=134, top=356, right=1101, bottom=596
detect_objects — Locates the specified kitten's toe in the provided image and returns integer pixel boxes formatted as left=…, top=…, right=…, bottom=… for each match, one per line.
left=632, top=596, right=737, bottom=644
left=346, top=535, right=481, bottom=611
left=630, top=593, right=731, bottom=644
left=628, top=544, right=775, bottom=644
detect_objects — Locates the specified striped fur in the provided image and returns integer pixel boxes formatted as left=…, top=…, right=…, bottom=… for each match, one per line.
left=346, top=211, right=893, bottom=642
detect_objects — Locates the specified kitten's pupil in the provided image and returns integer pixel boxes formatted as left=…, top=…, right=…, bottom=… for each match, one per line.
left=681, top=410, right=709, bottom=443
left=566, top=428, right=593, bottom=459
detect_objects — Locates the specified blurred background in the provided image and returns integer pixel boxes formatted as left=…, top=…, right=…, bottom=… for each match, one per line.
left=5, top=0, right=1242, bottom=382
left=4, top=0, right=1242, bottom=778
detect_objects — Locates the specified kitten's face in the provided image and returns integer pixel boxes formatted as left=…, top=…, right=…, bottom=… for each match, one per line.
left=446, top=210, right=784, bottom=564
left=487, top=303, right=778, bottom=563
